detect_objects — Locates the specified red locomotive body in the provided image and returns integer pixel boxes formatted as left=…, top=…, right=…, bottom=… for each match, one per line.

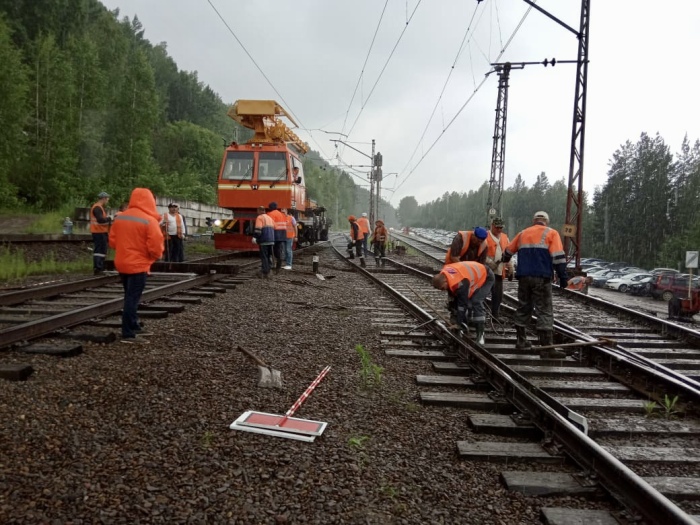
left=214, top=100, right=329, bottom=251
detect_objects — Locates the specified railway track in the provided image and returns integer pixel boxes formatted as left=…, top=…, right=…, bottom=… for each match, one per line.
left=337, top=232, right=700, bottom=524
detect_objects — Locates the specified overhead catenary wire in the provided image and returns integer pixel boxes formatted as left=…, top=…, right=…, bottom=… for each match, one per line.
left=345, top=0, right=424, bottom=140
left=205, top=0, right=332, bottom=160
left=392, top=2, right=536, bottom=197
left=398, top=0, right=489, bottom=178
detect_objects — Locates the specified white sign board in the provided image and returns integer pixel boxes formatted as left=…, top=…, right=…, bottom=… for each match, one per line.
left=687, top=251, right=699, bottom=269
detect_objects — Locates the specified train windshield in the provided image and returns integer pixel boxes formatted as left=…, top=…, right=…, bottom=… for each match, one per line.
left=222, top=151, right=254, bottom=180
left=258, top=152, right=287, bottom=182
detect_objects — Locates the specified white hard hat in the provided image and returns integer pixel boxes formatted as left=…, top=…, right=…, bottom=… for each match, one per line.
left=361, top=213, right=367, bottom=217
left=533, top=211, right=549, bottom=222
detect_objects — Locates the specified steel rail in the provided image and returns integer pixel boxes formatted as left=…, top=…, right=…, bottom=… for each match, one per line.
left=332, top=238, right=697, bottom=524
left=0, top=273, right=217, bottom=349
left=0, top=275, right=121, bottom=306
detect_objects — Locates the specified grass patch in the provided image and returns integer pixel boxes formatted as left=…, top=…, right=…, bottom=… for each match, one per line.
left=23, top=211, right=70, bottom=234
left=186, top=242, right=219, bottom=255
left=355, top=344, right=383, bottom=390
left=0, top=247, right=91, bottom=282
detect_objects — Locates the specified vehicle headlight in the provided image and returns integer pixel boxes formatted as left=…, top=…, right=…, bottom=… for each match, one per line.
left=214, top=219, right=222, bottom=227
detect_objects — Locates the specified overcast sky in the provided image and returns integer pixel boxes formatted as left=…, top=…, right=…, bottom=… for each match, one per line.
left=101, top=0, right=700, bottom=206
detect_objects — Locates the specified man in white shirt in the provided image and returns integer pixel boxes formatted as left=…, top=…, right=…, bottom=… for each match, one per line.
left=161, top=203, right=187, bottom=262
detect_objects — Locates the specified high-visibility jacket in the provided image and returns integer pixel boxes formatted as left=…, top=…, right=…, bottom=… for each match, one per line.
left=254, top=213, right=275, bottom=244
left=485, top=231, right=510, bottom=277
left=441, top=261, right=488, bottom=298
left=371, top=222, right=389, bottom=245
left=505, top=223, right=566, bottom=279
left=285, top=215, right=297, bottom=239
left=90, top=202, right=109, bottom=233
left=108, top=188, right=164, bottom=274
left=566, top=276, right=589, bottom=293
left=357, top=217, right=370, bottom=236
left=267, top=209, right=287, bottom=242
left=162, top=212, right=185, bottom=238
left=350, top=221, right=362, bottom=241
left=445, top=231, right=487, bottom=263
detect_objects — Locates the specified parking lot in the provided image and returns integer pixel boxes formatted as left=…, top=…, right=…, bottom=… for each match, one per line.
left=588, top=286, right=700, bottom=324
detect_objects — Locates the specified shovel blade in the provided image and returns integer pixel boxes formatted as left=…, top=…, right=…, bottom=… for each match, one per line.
left=257, top=366, right=283, bottom=389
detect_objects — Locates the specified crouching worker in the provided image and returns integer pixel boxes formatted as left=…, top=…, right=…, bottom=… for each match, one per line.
left=566, top=275, right=592, bottom=295
left=370, top=219, right=389, bottom=267
left=432, top=261, right=494, bottom=345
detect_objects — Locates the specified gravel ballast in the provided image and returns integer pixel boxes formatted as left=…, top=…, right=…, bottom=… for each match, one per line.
left=0, top=251, right=622, bottom=523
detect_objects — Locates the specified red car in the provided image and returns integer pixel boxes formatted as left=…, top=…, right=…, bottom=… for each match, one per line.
left=651, top=273, right=700, bottom=301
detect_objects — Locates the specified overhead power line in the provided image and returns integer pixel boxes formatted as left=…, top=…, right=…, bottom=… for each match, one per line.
left=393, top=2, right=536, bottom=197
left=345, top=0, right=424, bottom=139
left=206, top=0, right=331, bottom=160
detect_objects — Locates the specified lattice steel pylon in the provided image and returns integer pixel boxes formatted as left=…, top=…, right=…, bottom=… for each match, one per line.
left=563, top=0, right=591, bottom=270
left=486, top=63, right=512, bottom=223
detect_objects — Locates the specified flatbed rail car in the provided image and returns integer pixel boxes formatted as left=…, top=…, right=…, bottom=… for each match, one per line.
left=214, top=100, right=330, bottom=251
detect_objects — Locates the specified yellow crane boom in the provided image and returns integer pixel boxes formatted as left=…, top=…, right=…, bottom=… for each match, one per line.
left=227, top=100, right=309, bottom=154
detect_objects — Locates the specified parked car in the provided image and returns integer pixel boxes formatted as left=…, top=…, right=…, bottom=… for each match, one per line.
left=604, top=273, right=653, bottom=293
left=651, top=273, right=700, bottom=301
left=650, top=268, right=680, bottom=275
left=629, top=276, right=655, bottom=297
left=591, top=270, right=625, bottom=288
left=617, top=267, right=647, bottom=275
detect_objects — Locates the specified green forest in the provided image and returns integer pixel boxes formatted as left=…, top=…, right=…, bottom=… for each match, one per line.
left=398, top=132, right=700, bottom=270
left=0, top=0, right=391, bottom=227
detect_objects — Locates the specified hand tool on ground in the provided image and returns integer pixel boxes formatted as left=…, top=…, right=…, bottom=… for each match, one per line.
left=534, top=338, right=617, bottom=351
left=236, top=346, right=282, bottom=389
left=277, top=365, right=331, bottom=427
left=405, top=284, right=459, bottom=332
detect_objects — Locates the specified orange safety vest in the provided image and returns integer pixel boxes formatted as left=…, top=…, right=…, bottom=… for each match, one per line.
left=350, top=221, right=362, bottom=241
left=485, top=231, right=510, bottom=277
left=567, top=276, right=587, bottom=292
left=285, top=215, right=296, bottom=239
left=441, top=262, right=488, bottom=298
left=90, top=203, right=109, bottom=233
left=445, top=231, right=487, bottom=263
left=357, top=217, right=370, bottom=235
left=162, top=212, right=183, bottom=238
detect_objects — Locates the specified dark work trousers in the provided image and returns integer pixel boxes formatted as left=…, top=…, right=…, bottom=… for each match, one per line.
left=374, top=242, right=386, bottom=259
left=468, top=268, right=495, bottom=323
left=92, top=233, right=108, bottom=271
left=120, top=272, right=148, bottom=338
left=361, top=234, right=369, bottom=256
left=165, top=235, right=184, bottom=262
left=491, top=275, right=504, bottom=316
left=513, top=276, right=553, bottom=331
left=259, top=244, right=273, bottom=275
left=273, top=240, right=285, bottom=271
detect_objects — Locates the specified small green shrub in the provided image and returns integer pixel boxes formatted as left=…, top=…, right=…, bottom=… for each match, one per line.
left=348, top=435, right=369, bottom=449
left=662, top=394, right=680, bottom=419
left=355, top=344, right=383, bottom=389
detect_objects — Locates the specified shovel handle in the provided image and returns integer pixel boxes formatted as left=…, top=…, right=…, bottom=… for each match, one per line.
left=237, top=346, right=269, bottom=368
left=535, top=338, right=616, bottom=351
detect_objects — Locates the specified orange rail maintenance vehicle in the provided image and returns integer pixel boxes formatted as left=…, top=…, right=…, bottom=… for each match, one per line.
left=214, top=100, right=330, bottom=251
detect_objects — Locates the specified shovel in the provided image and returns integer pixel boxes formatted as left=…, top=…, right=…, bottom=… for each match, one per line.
left=534, top=338, right=617, bottom=351
left=237, top=346, right=283, bottom=389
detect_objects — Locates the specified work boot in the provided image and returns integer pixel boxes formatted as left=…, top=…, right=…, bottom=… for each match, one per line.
left=515, top=325, right=532, bottom=350
left=375, top=257, right=380, bottom=266
left=360, top=257, right=366, bottom=268
left=381, top=258, right=386, bottom=268
left=475, top=322, right=485, bottom=345
left=538, top=330, right=566, bottom=359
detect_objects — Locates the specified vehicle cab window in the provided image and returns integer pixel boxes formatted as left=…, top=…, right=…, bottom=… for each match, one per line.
left=258, top=152, right=288, bottom=182
left=222, top=151, right=254, bottom=180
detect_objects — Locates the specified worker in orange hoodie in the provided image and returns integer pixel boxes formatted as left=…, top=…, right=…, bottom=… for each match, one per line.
left=109, top=188, right=164, bottom=344
left=370, top=219, right=389, bottom=267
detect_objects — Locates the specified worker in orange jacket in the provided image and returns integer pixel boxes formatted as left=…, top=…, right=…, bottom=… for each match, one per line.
left=432, top=261, right=494, bottom=344
left=347, top=215, right=365, bottom=267
left=484, top=217, right=513, bottom=319
left=445, top=227, right=488, bottom=264
left=267, top=202, right=287, bottom=273
left=566, top=275, right=592, bottom=295
left=108, top=188, right=164, bottom=344
left=281, top=207, right=297, bottom=270
left=370, top=219, right=389, bottom=267
left=357, top=212, right=371, bottom=256
left=502, top=211, right=567, bottom=358
left=90, top=191, right=111, bottom=275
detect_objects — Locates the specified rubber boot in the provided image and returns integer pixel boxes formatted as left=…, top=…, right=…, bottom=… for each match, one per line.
left=515, top=326, right=532, bottom=350
left=538, top=330, right=565, bottom=359
left=475, top=322, right=485, bottom=345
left=360, top=257, right=366, bottom=268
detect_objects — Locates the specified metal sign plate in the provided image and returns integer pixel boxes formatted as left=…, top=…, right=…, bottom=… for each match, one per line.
left=686, top=251, right=699, bottom=269
left=562, top=224, right=577, bottom=238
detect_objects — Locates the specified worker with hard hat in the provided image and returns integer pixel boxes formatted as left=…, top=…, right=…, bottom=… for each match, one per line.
left=357, top=212, right=371, bottom=257
left=484, top=217, right=513, bottom=319
left=347, top=215, right=366, bottom=267
left=502, top=211, right=568, bottom=358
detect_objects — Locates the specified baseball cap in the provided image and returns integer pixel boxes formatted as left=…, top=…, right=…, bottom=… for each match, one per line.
left=361, top=212, right=367, bottom=217
left=98, top=191, right=110, bottom=198
left=491, top=217, right=505, bottom=227
left=473, top=227, right=488, bottom=240
left=268, top=202, right=278, bottom=210
left=533, top=211, right=549, bottom=222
